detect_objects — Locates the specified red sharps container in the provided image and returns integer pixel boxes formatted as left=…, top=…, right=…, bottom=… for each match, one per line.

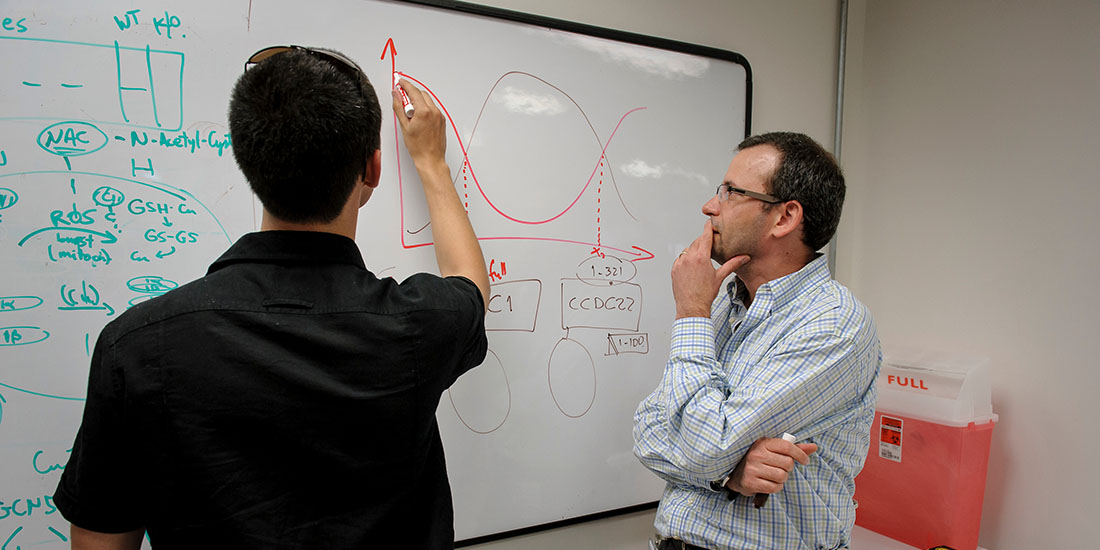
left=854, top=352, right=998, bottom=550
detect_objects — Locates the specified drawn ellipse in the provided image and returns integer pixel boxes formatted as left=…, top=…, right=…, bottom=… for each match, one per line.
left=36, top=121, right=108, bottom=157
left=576, top=254, right=636, bottom=286
left=547, top=337, right=596, bottom=418
left=92, top=186, right=126, bottom=208
left=449, top=349, right=511, bottom=434
left=0, top=296, right=44, bottom=312
left=0, top=326, right=50, bottom=347
left=0, top=188, right=18, bottom=210
left=126, top=275, right=179, bottom=294
left=464, top=73, right=604, bottom=223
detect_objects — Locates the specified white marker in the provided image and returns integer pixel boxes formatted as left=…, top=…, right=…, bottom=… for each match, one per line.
left=394, top=73, right=414, bottom=118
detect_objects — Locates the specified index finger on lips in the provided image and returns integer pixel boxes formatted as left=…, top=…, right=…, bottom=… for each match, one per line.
left=689, top=228, right=711, bottom=256
left=700, top=220, right=714, bottom=245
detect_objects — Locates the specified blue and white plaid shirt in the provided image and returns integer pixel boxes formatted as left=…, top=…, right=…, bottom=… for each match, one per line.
left=634, top=255, right=881, bottom=550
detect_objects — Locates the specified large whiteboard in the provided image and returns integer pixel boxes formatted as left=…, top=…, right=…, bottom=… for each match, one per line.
left=0, top=0, right=750, bottom=543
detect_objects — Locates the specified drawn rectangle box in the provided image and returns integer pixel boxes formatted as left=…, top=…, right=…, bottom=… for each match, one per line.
left=560, top=278, right=641, bottom=331
left=485, top=279, right=541, bottom=332
left=607, top=332, right=648, bottom=355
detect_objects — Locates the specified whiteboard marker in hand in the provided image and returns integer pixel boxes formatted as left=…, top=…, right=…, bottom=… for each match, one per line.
left=394, top=73, right=415, bottom=118
left=753, top=432, right=798, bottom=509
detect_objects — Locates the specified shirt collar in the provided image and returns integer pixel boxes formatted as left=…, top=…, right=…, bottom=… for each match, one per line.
left=726, top=253, right=831, bottom=313
left=725, top=276, right=751, bottom=307
left=208, top=231, right=367, bottom=274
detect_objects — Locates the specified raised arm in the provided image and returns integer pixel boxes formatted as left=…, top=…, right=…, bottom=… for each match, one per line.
left=392, top=79, right=489, bottom=308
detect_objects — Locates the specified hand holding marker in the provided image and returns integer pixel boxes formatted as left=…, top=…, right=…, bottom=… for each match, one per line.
left=753, top=432, right=798, bottom=509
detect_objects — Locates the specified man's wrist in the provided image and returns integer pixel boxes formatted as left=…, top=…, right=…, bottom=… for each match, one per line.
left=709, top=472, right=731, bottom=492
left=413, top=158, right=450, bottom=182
left=709, top=472, right=738, bottom=501
left=674, top=304, right=710, bottom=319
left=675, top=312, right=709, bottom=320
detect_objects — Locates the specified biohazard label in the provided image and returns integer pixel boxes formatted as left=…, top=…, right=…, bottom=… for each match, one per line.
left=878, top=415, right=903, bottom=462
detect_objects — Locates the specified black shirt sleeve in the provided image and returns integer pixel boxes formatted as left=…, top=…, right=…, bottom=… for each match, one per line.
left=427, top=274, right=489, bottom=392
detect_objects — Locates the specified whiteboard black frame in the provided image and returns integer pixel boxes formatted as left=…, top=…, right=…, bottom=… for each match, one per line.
left=390, top=0, right=754, bottom=544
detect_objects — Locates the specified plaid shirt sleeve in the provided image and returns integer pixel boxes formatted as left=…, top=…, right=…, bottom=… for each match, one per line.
left=632, top=316, right=723, bottom=488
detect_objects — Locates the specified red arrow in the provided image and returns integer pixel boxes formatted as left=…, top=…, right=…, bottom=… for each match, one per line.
left=380, top=38, right=396, bottom=74
left=629, top=245, right=654, bottom=262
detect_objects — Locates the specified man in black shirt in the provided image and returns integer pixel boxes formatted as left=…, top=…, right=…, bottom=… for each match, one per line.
left=53, top=46, right=489, bottom=549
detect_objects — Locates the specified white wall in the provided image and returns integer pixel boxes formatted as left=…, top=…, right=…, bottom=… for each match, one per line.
left=840, top=1, right=1100, bottom=548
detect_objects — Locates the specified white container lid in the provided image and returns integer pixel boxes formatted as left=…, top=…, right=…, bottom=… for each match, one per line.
left=875, top=348, right=998, bottom=427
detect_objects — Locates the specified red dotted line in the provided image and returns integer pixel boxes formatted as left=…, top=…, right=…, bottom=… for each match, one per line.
left=597, top=156, right=603, bottom=250
left=462, top=160, right=469, bottom=211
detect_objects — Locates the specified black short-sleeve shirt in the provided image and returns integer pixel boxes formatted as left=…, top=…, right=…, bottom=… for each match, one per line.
left=54, top=231, right=487, bottom=549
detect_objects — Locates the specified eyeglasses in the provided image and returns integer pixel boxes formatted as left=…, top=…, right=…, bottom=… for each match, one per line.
left=244, top=45, right=367, bottom=97
left=715, top=183, right=783, bottom=204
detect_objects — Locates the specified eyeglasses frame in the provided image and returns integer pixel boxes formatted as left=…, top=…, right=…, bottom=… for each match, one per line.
left=715, top=183, right=783, bottom=204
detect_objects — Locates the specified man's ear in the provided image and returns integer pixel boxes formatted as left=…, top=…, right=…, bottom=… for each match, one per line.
left=771, top=200, right=804, bottom=239
left=364, top=149, right=382, bottom=189
left=357, top=149, right=383, bottom=208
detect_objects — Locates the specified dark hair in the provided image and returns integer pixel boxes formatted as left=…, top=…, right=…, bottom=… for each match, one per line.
left=737, top=132, right=845, bottom=252
left=228, top=48, right=381, bottom=223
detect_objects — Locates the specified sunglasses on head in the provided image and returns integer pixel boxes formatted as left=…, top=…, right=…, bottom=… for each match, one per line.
left=245, top=45, right=367, bottom=96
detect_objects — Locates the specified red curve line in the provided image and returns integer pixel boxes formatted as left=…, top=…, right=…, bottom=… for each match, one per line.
left=467, top=72, right=639, bottom=223
left=396, top=73, right=644, bottom=232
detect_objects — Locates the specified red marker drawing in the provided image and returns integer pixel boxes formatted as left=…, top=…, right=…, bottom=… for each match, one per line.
left=394, top=73, right=414, bottom=118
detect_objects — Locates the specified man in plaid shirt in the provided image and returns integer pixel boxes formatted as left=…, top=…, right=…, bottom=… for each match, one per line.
left=634, top=132, right=881, bottom=550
